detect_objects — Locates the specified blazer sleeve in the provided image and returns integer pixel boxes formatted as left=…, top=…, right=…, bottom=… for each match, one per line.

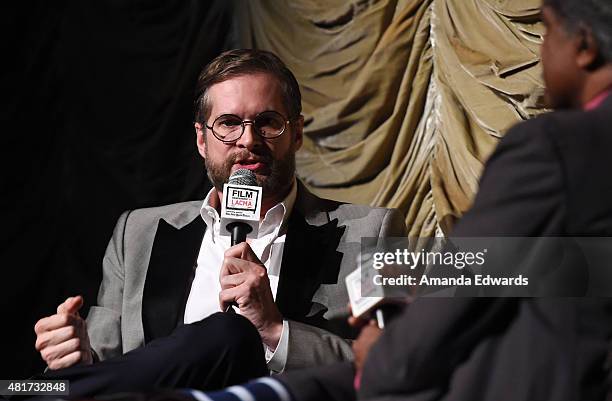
left=284, top=320, right=354, bottom=370
left=360, top=119, right=565, bottom=400
left=284, top=208, right=407, bottom=371
left=86, top=210, right=130, bottom=361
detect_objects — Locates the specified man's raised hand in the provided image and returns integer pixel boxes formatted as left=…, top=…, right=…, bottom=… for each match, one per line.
left=34, top=295, right=93, bottom=370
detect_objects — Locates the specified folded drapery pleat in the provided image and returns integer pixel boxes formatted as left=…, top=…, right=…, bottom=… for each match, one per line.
left=237, top=0, right=545, bottom=237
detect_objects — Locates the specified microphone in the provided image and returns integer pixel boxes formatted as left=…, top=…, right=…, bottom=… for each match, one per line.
left=220, top=169, right=263, bottom=246
left=345, top=266, right=407, bottom=329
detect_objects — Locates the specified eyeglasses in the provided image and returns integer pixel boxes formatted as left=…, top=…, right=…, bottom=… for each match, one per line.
left=205, top=110, right=291, bottom=143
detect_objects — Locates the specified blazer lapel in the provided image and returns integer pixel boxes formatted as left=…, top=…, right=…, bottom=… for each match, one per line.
left=276, top=186, right=346, bottom=324
left=142, top=215, right=205, bottom=343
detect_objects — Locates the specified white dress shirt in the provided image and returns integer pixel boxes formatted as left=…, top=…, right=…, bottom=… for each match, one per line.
left=183, top=180, right=297, bottom=373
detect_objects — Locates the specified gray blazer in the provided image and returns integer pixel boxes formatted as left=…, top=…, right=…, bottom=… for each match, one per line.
left=86, top=182, right=406, bottom=371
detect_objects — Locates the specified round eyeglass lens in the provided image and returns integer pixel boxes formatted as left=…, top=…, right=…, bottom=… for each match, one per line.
left=254, top=111, right=286, bottom=138
left=213, top=115, right=244, bottom=141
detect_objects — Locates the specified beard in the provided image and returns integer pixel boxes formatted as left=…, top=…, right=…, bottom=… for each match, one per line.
left=204, top=147, right=296, bottom=199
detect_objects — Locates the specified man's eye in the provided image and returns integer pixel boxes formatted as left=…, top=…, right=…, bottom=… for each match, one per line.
left=220, top=119, right=241, bottom=127
left=256, top=117, right=272, bottom=126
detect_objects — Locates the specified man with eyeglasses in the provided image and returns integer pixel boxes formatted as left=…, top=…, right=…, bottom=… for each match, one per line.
left=31, top=49, right=406, bottom=398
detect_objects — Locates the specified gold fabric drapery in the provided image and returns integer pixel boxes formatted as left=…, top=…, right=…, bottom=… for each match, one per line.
left=237, top=0, right=545, bottom=237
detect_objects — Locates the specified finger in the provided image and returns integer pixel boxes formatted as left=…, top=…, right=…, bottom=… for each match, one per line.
left=57, top=298, right=72, bottom=314
left=218, top=284, right=249, bottom=310
left=220, top=256, right=243, bottom=277
left=35, top=314, right=77, bottom=334
left=239, top=243, right=260, bottom=263
left=243, top=266, right=269, bottom=289
left=35, top=326, right=78, bottom=351
left=348, top=315, right=370, bottom=329
left=219, top=287, right=235, bottom=310
left=57, top=296, right=83, bottom=315
left=224, top=242, right=250, bottom=258
left=348, top=316, right=366, bottom=328
left=48, top=350, right=83, bottom=371
left=225, top=243, right=262, bottom=264
left=67, top=295, right=84, bottom=314
left=219, top=286, right=240, bottom=306
left=41, top=338, right=81, bottom=364
left=346, top=304, right=358, bottom=326
left=220, top=272, right=247, bottom=289
left=221, top=256, right=261, bottom=275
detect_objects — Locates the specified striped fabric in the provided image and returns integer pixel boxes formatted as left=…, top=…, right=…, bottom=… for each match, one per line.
left=184, top=377, right=293, bottom=401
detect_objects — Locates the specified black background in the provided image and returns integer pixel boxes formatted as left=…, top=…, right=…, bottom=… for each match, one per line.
left=3, top=0, right=238, bottom=377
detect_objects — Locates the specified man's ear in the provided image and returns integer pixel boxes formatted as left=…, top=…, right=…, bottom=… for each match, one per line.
left=576, top=25, right=600, bottom=69
left=293, top=115, right=304, bottom=151
left=195, top=122, right=207, bottom=159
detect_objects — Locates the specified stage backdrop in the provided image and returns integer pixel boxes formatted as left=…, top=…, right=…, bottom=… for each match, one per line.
left=238, top=0, right=544, bottom=236
left=4, top=0, right=544, bottom=377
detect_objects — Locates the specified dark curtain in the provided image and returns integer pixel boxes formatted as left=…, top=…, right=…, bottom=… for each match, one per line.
left=4, top=0, right=235, bottom=378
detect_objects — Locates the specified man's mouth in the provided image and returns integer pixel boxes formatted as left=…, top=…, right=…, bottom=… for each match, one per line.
left=234, top=159, right=268, bottom=172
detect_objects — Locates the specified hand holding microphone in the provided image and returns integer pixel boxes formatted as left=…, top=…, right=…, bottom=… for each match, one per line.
left=218, top=169, right=283, bottom=349
left=219, top=242, right=283, bottom=349
left=345, top=267, right=407, bottom=329
left=345, top=265, right=408, bottom=378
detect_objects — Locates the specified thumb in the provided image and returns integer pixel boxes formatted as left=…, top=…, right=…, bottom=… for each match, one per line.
left=57, top=295, right=84, bottom=315
left=240, top=244, right=264, bottom=266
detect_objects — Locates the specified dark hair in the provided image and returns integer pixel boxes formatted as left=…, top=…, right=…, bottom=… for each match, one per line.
left=194, top=49, right=302, bottom=124
left=544, top=0, right=612, bottom=62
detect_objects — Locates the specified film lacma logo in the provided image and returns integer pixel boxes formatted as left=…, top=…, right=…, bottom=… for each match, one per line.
left=224, top=185, right=261, bottom=213
left=220, top=183, right=262, bottom=238
left=227, top=185, right=259, bottom=212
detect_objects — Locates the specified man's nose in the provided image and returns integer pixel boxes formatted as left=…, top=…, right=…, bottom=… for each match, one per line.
left=235, top=122, right=262, bottom=150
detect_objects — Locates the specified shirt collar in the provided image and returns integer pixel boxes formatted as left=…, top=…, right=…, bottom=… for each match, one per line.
left=199, top=178, right=297, bottom=239
left=200, top=190, right=220, bottom=233
left=584, top=88, right=612, bottom=111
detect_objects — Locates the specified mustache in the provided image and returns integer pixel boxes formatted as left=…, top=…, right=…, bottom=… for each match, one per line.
left=229, top=151, right=272, bottom=165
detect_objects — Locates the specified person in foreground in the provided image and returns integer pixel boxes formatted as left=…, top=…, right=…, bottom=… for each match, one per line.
left=31, top=49, right=406, bottom=398
left=351, top=1, right=612, bottom=399
left=171, top=0, right=612, bottom=400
